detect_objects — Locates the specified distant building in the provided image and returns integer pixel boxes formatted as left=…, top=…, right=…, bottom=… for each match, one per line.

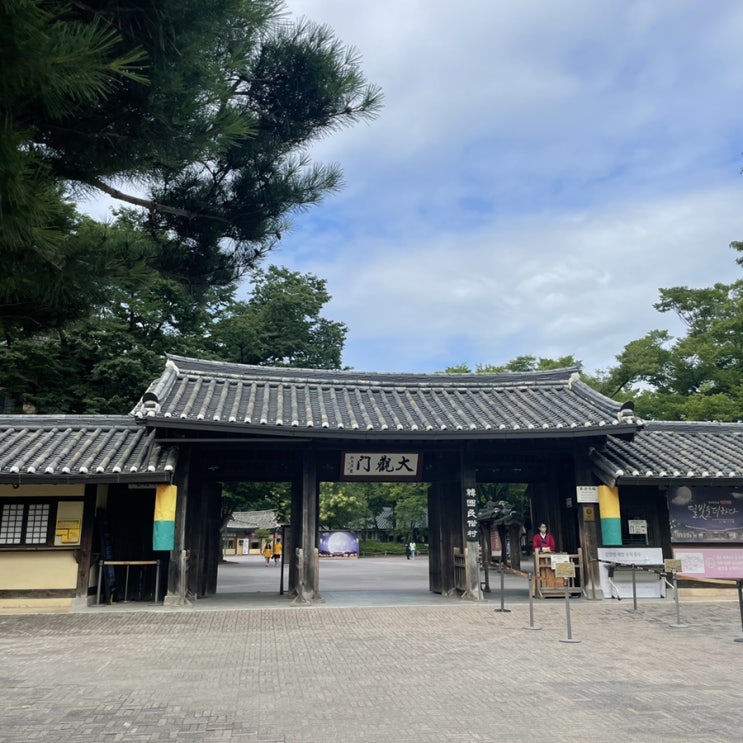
left=223, top=510, right=280, bottom=555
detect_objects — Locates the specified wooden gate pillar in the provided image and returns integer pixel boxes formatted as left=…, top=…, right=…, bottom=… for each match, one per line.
left=460, top=453, right=481, bottom=601
left=73, top=484, right=98, bottom=606
left=293, top=448, right=320, bottom=604
left=164, top=446, right=191, bottom=606
left=428, top=481, right=443, bottom=593
left=575, top=454, right=603, bottom=599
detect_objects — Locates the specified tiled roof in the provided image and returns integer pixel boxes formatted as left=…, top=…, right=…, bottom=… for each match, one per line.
left=132, top=355, right=641, bottom=439
left=226, top=509, right=279, bottom=531
left=592, top=421, right=743, bottom=485
left=0, top=416, right=177, bottom=484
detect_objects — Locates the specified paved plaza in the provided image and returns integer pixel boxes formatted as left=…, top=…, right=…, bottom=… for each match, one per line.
left=2, top=557, right=743, bottom=742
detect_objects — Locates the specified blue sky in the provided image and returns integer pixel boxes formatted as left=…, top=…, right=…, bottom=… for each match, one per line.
left=266, top=0, right=743, bottom=375
left=82, top=1, right=743, bottom=377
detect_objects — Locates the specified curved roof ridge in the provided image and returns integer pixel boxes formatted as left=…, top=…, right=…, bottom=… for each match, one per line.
left=0, top=414, right=136, bottom=427
left=163, top=354, right=583, bottom=389
left=129, top=356, right=640, bottom=437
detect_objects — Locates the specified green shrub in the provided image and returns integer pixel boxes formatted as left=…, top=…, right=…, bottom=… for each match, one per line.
left=359, top=540, right=427, bottom=556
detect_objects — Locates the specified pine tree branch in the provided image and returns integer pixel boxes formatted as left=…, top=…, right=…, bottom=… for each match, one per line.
left=90, top=178, right=226, bottom=223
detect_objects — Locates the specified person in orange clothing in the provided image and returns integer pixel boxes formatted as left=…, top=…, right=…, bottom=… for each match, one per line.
left=272, top=538, right=282, bottom=566
left=262, top=542, right=273, bottom=566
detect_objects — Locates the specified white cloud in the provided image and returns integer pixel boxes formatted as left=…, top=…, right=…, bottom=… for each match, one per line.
left=78, top=0, right=743, bottom=381
left=268, top=0, right=743, bottom=375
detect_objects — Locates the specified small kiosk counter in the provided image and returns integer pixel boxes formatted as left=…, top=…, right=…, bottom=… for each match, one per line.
left=533, top=551, right=583, bottom=598
left=597, top=547, right=666, bottom=599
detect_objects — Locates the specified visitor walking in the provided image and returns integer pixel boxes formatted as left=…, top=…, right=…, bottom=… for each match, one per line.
left=263, top=542, right=273, bottom=566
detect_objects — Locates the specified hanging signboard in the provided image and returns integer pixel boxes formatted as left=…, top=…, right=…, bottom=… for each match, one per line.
left=673, top=547, right=743, bottom=579
left=576, top=486, right=599, bottom=503
left=341, top=452, right=422, bottom=481
left=667, top=485, right=743, bottom=543
left=464, top=487, right=478, bottom=541
left=54, top=501, right=83, bottom=546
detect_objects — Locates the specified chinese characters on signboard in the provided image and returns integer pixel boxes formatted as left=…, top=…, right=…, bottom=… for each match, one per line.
left=667, top=485, right=743, bottom=543
left=465, top=487, right=478, bottom=542
left=341, top=452, right=422, bottom=481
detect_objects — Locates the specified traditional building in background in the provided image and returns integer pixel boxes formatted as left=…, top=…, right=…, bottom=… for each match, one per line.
left=2, top=356, right=743, bottom=610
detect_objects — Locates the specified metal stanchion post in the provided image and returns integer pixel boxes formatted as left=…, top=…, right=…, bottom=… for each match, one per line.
left=735, top=580, right=743, bottom=643
left=494, top=562, right=511, bottom=613
left=523, top=572, right=541, bottom=630
left=96, top=560, right=103, bottom=605
left=122, top=564, right=131, bottom=603
left=631, top=563, right=639, bottom=612
left=669, top=571, right=688, bottom=629
left=154, top=560, right=161, bottom=605
left=559, top=579, right=580, bottom=643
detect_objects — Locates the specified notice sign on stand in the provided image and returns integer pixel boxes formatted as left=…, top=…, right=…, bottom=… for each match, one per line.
left=555, top=561, right=576, bottom=579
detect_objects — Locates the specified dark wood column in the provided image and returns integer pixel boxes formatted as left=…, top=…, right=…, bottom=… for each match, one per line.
left=460, top=451, right=481, bottom=600
left=438, top=474, right=462, bottom=596
left=164, top=447, right=191, bottom=605
left=574, top=452, right=603, bottom=599
left=288, top=474, right=302, bottom=596
left=201, top=480, right=222, bottom=597
left=294, top=448, right=320, bottom=603
left=427, top=481, right=443, bottom=593
left=74, top=483, right=98, bottom=605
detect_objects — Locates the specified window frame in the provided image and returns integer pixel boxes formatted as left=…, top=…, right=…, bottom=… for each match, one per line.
left=0, top=499, right=58, bottom=549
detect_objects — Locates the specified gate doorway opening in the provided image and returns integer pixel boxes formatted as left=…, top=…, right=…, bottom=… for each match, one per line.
left=215, top=480, right=433, bottom=604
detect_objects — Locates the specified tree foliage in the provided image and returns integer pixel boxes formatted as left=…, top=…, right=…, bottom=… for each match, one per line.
left=0, top=212, right=347, bottom=413
left=1, top=0, right=381, bottom=335
left=212, top=265, right=346, bottom=368
left=319, top=482, right=370, bottom=531
left=445, top=355, right=582, bottom=375
left=595, top=249, right=743, bottom=421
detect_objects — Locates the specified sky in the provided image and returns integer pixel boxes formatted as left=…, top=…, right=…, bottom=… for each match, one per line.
left=82, top=1, right=743, bottom=377
left=261, top=0, right=743, bottom=376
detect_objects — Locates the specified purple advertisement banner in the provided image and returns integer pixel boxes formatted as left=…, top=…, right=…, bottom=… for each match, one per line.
left=319, top=531, right=360, bottom=557
left=673, top=547, right=743, bottom=579
left=667, top=485, right=743, bottom=543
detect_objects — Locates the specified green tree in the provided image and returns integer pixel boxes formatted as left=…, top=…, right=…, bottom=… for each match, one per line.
left=445, top=355, right=582, bottom=374
left=220, top=482, right=291, bottom=523
left=598, top=264, right=743, bottom=421
left=1, top=0, right=381, bottom=333
left=0, top=217, right=347, bottom=413
left=319, top=482, right=370, bottom=530
left=211, top=266, right=347, bottom=368
left=389, top=483, right=428, bottom=540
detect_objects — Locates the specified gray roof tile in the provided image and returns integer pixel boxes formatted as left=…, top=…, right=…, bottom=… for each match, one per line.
left=593, top=421, right=743, bottom=485
left=0, top=416, right=177, bottom=483
left=226, top=510, right=279, bottom=531
left=132, top=356, right=641, bottom=439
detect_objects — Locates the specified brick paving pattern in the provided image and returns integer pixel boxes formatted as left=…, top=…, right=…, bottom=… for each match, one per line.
left=1, top=598, right=742, bottom=742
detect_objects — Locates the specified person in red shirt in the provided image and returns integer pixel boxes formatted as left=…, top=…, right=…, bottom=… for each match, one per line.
left=532, top=523, right=556, bottom=553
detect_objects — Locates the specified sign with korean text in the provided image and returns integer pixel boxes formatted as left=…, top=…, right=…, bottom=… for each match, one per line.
left=628, top=519, right=647, bottom=535
left=555, top=561, right=575, bottom=579
left=464, top=487, right=479, bottom=542
left=667, top=485, right=743, bottom=543
left=576, top=485, right=599, bottom=503
left=54, top=501, right=83, bottom=546
left=673, top=547, right=743, bottom=579
left=341, top=452, right=422, bottom=481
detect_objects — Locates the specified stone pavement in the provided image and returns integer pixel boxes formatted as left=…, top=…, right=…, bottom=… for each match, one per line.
left=2, top=561, right=743, bottom=742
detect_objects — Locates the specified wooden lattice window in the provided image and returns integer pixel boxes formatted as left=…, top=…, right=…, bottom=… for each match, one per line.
left=0, top=502, right=53, bottom=546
